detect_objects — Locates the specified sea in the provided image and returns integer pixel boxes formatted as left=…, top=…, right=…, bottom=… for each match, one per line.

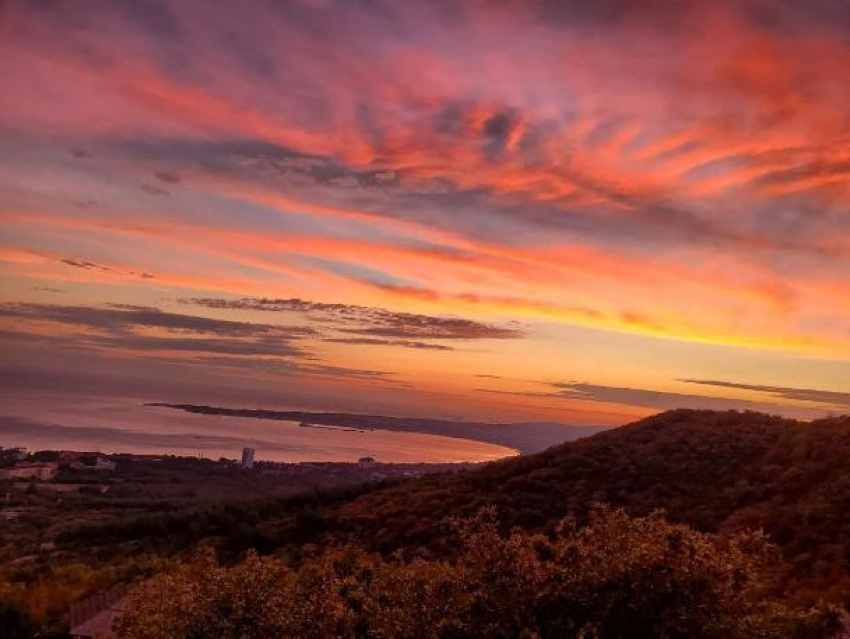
left=0, top=391, right=516, bottom=463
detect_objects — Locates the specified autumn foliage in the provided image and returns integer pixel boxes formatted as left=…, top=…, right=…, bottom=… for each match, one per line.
left=115, top=507, right=837, bottom=638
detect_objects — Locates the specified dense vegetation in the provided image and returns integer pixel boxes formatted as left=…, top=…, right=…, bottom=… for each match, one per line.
left=78, top=410, right=850, bottom=606
left=0, top=458, right=418, bottom=635
left=6, top=409, right=850, bottom=635
left=116, top=507, right=837, bottom=638
left=328, top=410, right=850, bottom=606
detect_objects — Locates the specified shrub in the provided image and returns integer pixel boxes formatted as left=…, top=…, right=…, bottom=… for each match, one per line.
left=115, top=506, right=839, bottom=638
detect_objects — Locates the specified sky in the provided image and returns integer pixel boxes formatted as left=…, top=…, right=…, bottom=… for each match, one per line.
left=1, top=0, right=850, bottom=428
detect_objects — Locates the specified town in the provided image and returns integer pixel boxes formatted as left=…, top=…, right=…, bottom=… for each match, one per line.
left=1, top=443, right=483, bottom=635
left=0, top=444, right=480, bottom=521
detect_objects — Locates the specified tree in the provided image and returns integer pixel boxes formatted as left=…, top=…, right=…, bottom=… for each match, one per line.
left=115, top=507, right=839, bottom=638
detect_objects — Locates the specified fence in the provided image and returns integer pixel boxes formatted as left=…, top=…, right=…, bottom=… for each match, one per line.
left=69, top=583, right=130, bottom=633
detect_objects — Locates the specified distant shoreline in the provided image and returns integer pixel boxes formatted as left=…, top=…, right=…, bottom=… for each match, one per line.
left=148, top=402, right=605, bottom=454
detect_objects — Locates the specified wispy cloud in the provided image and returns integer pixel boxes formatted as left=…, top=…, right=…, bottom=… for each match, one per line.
left=154, top=170, right=181, bottom=184
left=0, top=303, right=312, bottom=338
left=682, top=379, right=850, bottom=410
left=183, top=297, right=523, bottom=341
left=325, top=337, right=454, bottom=351
left=141, top=183, right=170, bottom=196
left=61, top=258, right=111, bottom=272
left=549, top=382, right=777, bottom=412
left=0, top=303, right=312, bottom=359
left=481, top=379, right=846, bottom=420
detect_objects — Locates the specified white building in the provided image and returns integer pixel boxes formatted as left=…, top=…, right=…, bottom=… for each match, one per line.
left=241, top=447, right=255, bottom=469
left=66, top=456, right=116, bottom=472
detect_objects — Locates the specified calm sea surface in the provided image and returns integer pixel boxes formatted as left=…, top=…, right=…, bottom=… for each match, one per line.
left=0, top=392, right=516, bottom=463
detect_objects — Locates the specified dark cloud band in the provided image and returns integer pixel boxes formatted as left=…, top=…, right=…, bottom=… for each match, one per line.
left=182, top=297, right=523, bottom=341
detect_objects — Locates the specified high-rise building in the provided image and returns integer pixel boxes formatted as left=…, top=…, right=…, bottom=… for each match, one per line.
left=241, top=447, right=255, bottom=469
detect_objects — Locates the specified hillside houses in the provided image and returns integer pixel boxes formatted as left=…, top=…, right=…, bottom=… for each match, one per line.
left=0, top=462, right=59, bottom=481
left=0, top=449, right=117, bottom=482
left=59, top=451, right=117, bottom=472
left=0, top=446, right=28, bottom=461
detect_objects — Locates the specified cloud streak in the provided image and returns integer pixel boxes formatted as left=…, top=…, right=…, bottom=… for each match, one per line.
left=0, top=303, right=312, bottom=360
left=183, top=297, right=522, bottom=341
left=0, top=303, right=312, bottom=338
left=682, top=379, right=850, bottom=410
left=481, top=378, right=848, bottom=421
left=325, top=338, right=453, bottom=351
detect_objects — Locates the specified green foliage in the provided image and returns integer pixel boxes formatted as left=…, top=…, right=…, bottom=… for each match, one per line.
left=115, top=507, right=838, bottom=639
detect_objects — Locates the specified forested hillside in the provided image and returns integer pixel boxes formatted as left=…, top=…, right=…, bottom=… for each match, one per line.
left=331, top=410, right=850, bottom=605
left=62, top=410, right=850, bottom=606
left=8, top=409, right=850, bottom=635
left=116, top=508, right=839, bottom=638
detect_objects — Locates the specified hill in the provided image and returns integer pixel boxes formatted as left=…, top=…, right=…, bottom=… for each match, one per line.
left=57, top=409, right=850, bottom=608
left=328, top=409, right=850, bottom=605
left=11, top=409, right=850, bottom=634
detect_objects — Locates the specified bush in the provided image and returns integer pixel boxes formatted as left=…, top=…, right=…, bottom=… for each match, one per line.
left=115, top=506, right=839, bottom=638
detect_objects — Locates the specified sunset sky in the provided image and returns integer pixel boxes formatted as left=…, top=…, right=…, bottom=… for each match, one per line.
left=1, top=0, right=849, bottom=427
